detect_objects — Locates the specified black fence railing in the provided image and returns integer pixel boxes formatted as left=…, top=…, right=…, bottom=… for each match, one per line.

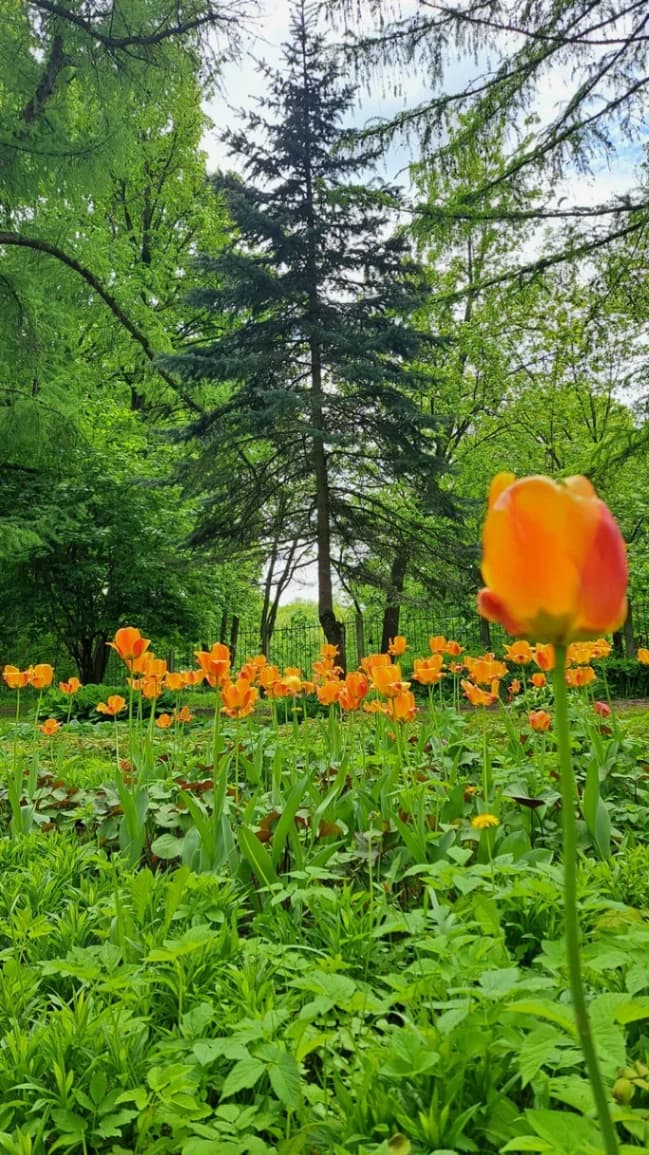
left=6, top=597, right=649, bottom=689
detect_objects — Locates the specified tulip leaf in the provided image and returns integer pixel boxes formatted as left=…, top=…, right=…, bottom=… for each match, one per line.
left=238, top=826, right=279, bottom=890
left=582, top=760, right=611, bottom=860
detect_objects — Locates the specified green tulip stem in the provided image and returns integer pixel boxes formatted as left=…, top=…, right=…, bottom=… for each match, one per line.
left=553, top=643, right=619, bottom=1155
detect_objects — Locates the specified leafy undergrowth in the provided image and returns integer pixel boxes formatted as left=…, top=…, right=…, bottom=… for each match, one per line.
left=0, top=697, right=649, bottom=1153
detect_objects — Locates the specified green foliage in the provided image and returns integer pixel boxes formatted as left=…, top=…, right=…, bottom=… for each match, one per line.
left=595, top=660, right=649, bottom=701
left=1, top=678, right=649, bottom=1149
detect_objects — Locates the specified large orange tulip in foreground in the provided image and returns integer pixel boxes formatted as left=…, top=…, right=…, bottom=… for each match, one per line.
left=478, top=473, right=627, bottom=644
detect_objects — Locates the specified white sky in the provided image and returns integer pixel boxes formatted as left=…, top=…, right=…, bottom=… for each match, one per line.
left=202, top=1, right=646, bottom=604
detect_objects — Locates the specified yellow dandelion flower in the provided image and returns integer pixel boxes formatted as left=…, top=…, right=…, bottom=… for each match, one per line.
left=471, top=813, right=500, bottom=830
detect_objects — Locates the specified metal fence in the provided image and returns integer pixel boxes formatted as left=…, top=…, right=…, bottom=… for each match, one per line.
left=7, top=597, right=649, bottom=689
left=102, top=599, right=649, bottom=681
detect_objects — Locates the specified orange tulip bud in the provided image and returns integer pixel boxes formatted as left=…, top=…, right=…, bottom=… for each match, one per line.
left=478, top=473, right=627, bottom=644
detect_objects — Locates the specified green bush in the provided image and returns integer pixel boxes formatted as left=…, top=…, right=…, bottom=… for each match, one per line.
left=594, top=657, right=649, bottom=700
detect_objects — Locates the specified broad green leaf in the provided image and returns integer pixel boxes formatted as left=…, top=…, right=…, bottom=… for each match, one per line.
left=220, top=1057, right=265, bottom=1099
left=506, top=1000, right=576, bottom=1036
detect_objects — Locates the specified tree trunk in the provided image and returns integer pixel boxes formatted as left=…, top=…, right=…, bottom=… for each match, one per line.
left=612, top=629, right=624, bottom=657
left=380, top=550, right=408, bottom=653
left=75, top=635, right=109, bottom=684
left=623, top=597, right=636, bottom=658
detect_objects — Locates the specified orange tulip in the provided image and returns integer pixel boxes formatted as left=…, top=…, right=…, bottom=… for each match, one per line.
left=443, top=639, right=463, bottom=657
left=320, top=643, right=339, bottom=660
left=338, top=671, right=369, bottom=711
left=529, top=709, right=552, bottom=732
left=388, top=635, right=407, bottom=656
left=638, top=648, right=649, bottom=665
left=387, top=689, right=417, bottom=722
left=363, top=699, right=389, bottom=716
left=370, top=663, right=409, bottom=698
left=59, top=677, right=82, bottom=694
left=531, top=672, right=547, bottom=689
left=279, top=673, right=304, bottom=697
left=534, top=644, right=555, bottom=672
left=478, top=473, right=627, bottom=643
left=164, top=672, right=185, bottom=692
left=221, top=676, right=258, bottom=719
left=132, top=652, right=167, bottom=678
left=39, top=717, right=61, bottom=736
left=565, top=666, right=596, bottom=688
left=194, top=643, right=231, bottom=688
left=412, top=655, right=445, bottom=685
left=509, top=678, right=522, bottom=697
left=96, top=695, right=127, bottom=716
left=259, top=664, right=281, bottom=691
left=461, top=680, right=498, bottom=707
left=429, top=635, right=447, bottom=654
left=181, top=669, right=205, bottom=687
left=316, top=680, right=342, bottom=707
left=590, top=638, right=612, bottom=659
left=175, top=705, right=194, bottom=724
left=3, top=665, right=30, bottom=689
left=155, top=713, right=174, bottom=729
left=567, top=641, right=594, bottom=666
left=464, top=656, right=507, bottom=685
left=28, top=664, right=54, bottom=689
left=504, top=641, right=534, bottom=665
left=107, top=627, right=150, bottom=668
left=360, top=652, right=391, bottom=675
left=140, top=675, right=165, bottom=700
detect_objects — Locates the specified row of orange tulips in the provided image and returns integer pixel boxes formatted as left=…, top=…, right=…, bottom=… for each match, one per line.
left=2, top=625, right=642, bottom=735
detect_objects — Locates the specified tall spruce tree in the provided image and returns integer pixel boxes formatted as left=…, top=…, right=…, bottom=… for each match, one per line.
left=170, top=0, right=448, bottom=662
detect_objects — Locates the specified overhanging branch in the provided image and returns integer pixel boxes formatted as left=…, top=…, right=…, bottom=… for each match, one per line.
left=0, top=231, right=203, bottom=414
